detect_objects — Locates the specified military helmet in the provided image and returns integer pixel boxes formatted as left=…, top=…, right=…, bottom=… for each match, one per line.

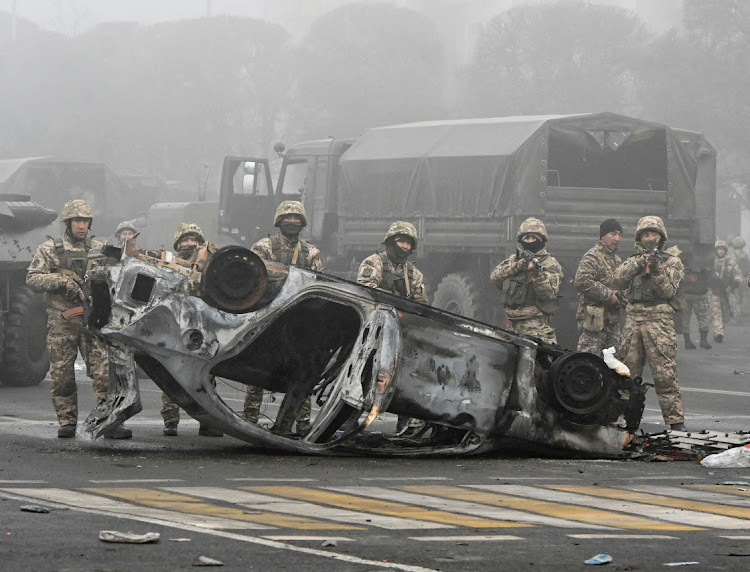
left=115, top=220, right=137, bottom=238
left=517, top=217, right=548, bottom=242
left=273, top=201, right=307, bottom=227
left=59, top=199, right=93, bottom=222
left=733, top=236, right=746, bottom=249
left=715, top=239, right=729, bottom=251
left=635, top=215, right=667, bottom=242
left=173, top=222, right=206, bottom=250
left=383, top=221, right=418, bottom=250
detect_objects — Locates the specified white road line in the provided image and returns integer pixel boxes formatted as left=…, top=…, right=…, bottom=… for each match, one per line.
left=225, top=478, right=318, bottom=482
left=261, top=536, right=356, bottom=542
left=0, top=489, right=437, bottom=572
left=627, top=485, right=750, bottom=507
left=327, top=486, right=612, bottom=530
left=568, top=534, right=678, bottom=539
left=89, top=479, right=185, bottom=484
left=719, top=535, right=750, bottom=539
left=0, top=488, right=271, bottom=530
left=408, top=535, right=522, bottom=542
left=0, top=480, right=47, bottom=484
left=470, top=485, right=750, bottom=530
left=680, top=387, right=750, bottom=398
left=484, top=477, right=578, bottom=481
left=627, top=476, right=705, bottom=481
left=358, top=477, right=452, bottom=482
left=164, top=487, right=450, bottom=530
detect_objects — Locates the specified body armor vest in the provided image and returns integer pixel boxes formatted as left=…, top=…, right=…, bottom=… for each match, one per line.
left=503, top=270, right=537, bottom=309
left=378, top=252, right=415, bottom=298
left=270, top=235, right=311, bottom=267
left=54, top=236, right=92, bottom=280
left=683, top=269, right=709, bottom=295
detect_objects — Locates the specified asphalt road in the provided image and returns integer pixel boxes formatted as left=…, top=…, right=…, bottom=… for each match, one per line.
left=1, top=321, right=750, bottom=571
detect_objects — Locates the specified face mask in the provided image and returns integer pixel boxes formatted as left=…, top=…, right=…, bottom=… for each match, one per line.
left=178, top=245, right=197, bottom=259
left=520, top=238, right=543, bottom=253
left=385, top=242, right=410, bottom=263
left=280, top=221, right=303, bottom=239
left=641, top=236, right=661, bottom=249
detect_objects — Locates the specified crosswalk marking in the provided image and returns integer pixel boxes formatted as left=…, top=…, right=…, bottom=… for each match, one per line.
left=626, top=485, right=750, bottom=507
left=245, top=486, right=529, bottom=528
left=567, top=534, right=679, bottom=539
left=547, top=485, right=750, bottom=525
left=404, top=485, right=695, bottom=531
left=164, top=487, right=450, bottom=530
left=83, top=487, right=360, bottom=531
left=408, top=535, right=522, bottom=542
left=334, top=485, right=611, bottom=530
left=691, top=484, right=750, bottom=498
left=0, top=488, right=272, bottom=530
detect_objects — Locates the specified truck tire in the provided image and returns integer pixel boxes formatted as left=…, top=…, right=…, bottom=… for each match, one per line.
left=2, top=286, right=50, bottom=386
left=432, top=273, right=482, bottom=319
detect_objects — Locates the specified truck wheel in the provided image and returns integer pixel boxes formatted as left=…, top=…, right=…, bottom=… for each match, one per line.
left=2, top=286, right=50, bottom=386
left=432, top=273, right=482, bottom=319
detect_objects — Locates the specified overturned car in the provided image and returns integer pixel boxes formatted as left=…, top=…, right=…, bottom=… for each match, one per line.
left=83, top=243, right=647, bottom=457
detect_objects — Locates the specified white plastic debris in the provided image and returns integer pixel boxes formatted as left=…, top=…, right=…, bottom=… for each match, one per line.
left=584, top=552, right=613, bottom=565
left=321, top=539, right=338, bottom=547
left=193, top=556, right=224, bottom=566
left=663, top=563, right=700, bottom=567
left=602, top=347, right=630, bottom=377
left=700, top=445, right=750, bottom=469
left=20, top=504, right=50, bottom=513
left=99, top=530, right=160, bottom=544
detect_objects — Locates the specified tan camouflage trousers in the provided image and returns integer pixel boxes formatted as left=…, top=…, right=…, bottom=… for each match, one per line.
left=709, top=291, right=729, bottom=336
left=161, top=376, right=217, bottom=426
left=730, top=287, right=744, bottom=322
left=682, top=293, right=711, bottom=333
left=47, top=310, right=109, bottom=427
left=620, top=314, right=684, bottom=425
left=576, top=320, right=621, bottom=358
left=507, top=315, right=557, bottom=345
left=243, top=385, right=311, bottom=424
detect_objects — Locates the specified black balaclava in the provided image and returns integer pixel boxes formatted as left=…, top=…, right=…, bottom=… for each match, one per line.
left=177, top=235, right=200, bottom=259
left=385, top=237, right=411, bottom=264
left=280, top=221, right=303, bottom=241
left=519, top=234, right=544, bottom=253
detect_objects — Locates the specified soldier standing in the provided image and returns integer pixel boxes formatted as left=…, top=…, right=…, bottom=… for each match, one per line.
left=243, top=201, right=323, bottom=434
left=574, top=218, right=625, bottom=357
left=681, top=249, right=713, bottom=350
left=730, top=236, right=749, bottom=323
left=709, top=240, right=742, bottom=343
left=490, top=218, right=564, bottom=344
left=26, top=200, right=132, bottom=439
left=613, top=216, right=686, bottom=431
left=358, top=220, right=427, bottom=434
left=162, top=223, right=224, bottom=437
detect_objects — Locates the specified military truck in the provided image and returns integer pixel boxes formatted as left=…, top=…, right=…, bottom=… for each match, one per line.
left=219, top=113, right=716, bottom=347
left=0, top=195, right=56, bottom=386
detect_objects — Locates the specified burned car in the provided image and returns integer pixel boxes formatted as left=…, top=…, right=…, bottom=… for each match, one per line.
left=83, top=243, right=647, bottom=457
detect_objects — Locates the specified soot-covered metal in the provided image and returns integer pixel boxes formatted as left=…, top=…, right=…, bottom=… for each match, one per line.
left=82, top=243, right=646, bottom=457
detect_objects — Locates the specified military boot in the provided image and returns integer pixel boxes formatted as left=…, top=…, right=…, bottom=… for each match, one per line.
left=163, top=423, right=178, bottom=437
left=57, top=424, right=76, bottom=438
left=103, top=423, right=133, bottom=440
left=699, top=330, right=712, bottom=349
left=683, top=333, right=696, bottom=350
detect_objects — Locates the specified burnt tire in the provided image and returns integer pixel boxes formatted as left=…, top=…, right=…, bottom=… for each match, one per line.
left=431, top=273, right=482, bottom=319
left=1, top=286, right=50, bottom=386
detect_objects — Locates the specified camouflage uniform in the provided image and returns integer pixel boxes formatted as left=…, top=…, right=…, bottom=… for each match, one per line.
left=244, top=202, right=322, bottom=426
left=574, top=240, right=623, bottom=357
left=490, top=218, right=564, bottom=344
left=680, top=251, right=712, bottom=349
left=730, top=236, right=749, bottom=321
left=358, top=221, right=426, bottom=433
left=613, top=216, right=685, bottom=427
left=709, top=240, right=742, bottom=341
left=26, top=200, right=109, bottom=429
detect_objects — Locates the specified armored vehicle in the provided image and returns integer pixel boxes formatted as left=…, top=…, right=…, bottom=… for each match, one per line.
left=0, top=195, right=55, bottom=386
left=219, top=113, right=716, bottom=347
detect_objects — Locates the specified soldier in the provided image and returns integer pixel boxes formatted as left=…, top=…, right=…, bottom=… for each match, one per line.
left=730, top=236, right=749, bottom=323
left=613, top=216, right=686, bottom=431
left=114, top=220, right=137, bottom=244
left=709, top=239, right=742, bottom=343
left=26, top=199, right=132, bottom=439
left=162, top=223, right=224, bottom=437
left=490, top=218, right=564, bottom=344
left=574, top=218, right=625, bottom=357
left=681, top=249, right=713, bottom=350
left=243, top=201, right=323, bottom=434
left=358, top=220, right=427, bottom=434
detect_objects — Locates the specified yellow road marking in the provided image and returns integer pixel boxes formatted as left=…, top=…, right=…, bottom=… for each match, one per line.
left=548, top=485, right=750, bottom=520
left=403, top=485, right=698, bottom=531
left=82, top=488, right=360, bottom=530
left=244, top=486, right=528, bottom=528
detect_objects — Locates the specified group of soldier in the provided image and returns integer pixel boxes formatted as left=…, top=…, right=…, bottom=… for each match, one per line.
left=26, top=198, right=750, bottom=439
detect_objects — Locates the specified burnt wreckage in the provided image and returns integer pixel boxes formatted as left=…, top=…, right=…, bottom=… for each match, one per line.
left=83, top=243, right=647, bottom=456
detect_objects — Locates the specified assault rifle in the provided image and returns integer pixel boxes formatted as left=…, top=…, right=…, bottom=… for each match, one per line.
left=516, top=246, right=547, bottom=276
left=637, top=245, right=669, bottom=279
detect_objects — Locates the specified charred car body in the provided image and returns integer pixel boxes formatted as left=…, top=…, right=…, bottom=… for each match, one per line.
left=83, top=242, right=646, bottom=457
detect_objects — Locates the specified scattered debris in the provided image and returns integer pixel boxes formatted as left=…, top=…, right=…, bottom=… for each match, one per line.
left=168, top=538, right=192, bottom=542
left=722, top=481, right=749, bottom=486
left=663, top=563, right=699, bottom=567
left=99, top=530, right=160, bottom=544
left=700, top=445, right=750, bottom=468
left=732, top=371, right=748, bottom=375
left=321, top=539, right=338, bottom=548
left=20, top=505, right=49, bottom=513
left=584, top=552, right=612, bottom=565
left=193, top=556, right=224, bottom=566
left=629, top=431, right=750, bottom=461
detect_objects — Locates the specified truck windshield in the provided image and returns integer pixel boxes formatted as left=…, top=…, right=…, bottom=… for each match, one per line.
left=279, top=159, right=309, bottom=197
left=232, top=162, right=271, bottom=196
